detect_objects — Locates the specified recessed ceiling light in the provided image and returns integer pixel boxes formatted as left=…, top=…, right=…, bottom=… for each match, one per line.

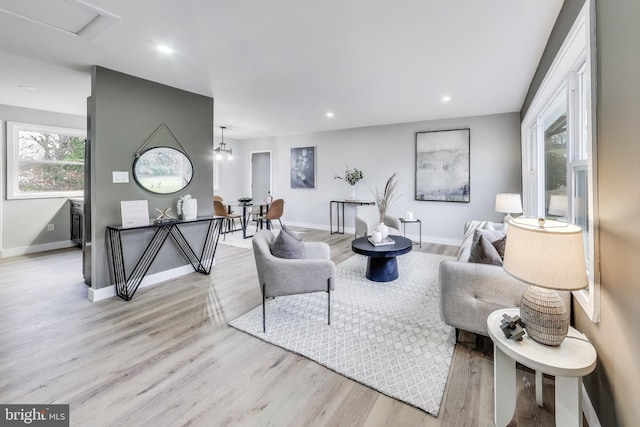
left=156, top=45, right=174, bottom=54
left=325, top=112, right=334, bottom=118
left=19, top=85, right=37, bottom=91
left=442, top=96, right=451, bottom=102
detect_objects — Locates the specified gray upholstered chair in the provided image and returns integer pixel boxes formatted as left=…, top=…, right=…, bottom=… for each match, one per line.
left=354, top=205, right=401, bottom=237
left=252, top=230, right=337, bottom=332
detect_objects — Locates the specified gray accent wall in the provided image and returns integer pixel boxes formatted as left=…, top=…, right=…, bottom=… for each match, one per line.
left=0, top=104, right=85, bottom=256
left=218, top=112, right=521, bottom=245
left=89, top=67, right=214, bottom=290
left=523, top=1, right=640, bottom=425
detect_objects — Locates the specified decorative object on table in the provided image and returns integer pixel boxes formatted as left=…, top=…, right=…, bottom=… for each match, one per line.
left=503, top=217, right=587, bottom=346
left=229, top=251, right=456, bottom=416
left=214, top=126, right=233, bottom=160
left=263, top=191, right=273, bottom=204
left=290, top=146, right=316, bottom=189
left=120, top=200, right=150, bottom=228
left=495, top=193, right=523, bottom=222
left=368, top=236, right=395, bottom=247
left=371, top=172, right=401, bottom=239
left=371, top=230, right=383, bottom=243
left=354, top=205, right=401, bottom=238
left=154, top=207, right=175, bottom=219
left=133, top=123, right=193, bottom=195
left=499, top=313, right=526, bottom=341
left=415, top=128, right=470, bottom=202
left=334, top=166, right=363, bottom=200
left=238, top=196, right=253, bottom=205
left=176, top=194, right=197, bottom=220
left=405, top=211, right=415, bottom=220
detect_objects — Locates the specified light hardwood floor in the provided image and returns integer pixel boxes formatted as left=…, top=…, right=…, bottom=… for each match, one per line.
left=0, top=228, right=559, bottom=426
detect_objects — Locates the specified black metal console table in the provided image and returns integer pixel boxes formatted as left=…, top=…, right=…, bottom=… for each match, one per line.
left=329, top=199, right=375, bottom=234
left=106, top=216, right=223, bottom=301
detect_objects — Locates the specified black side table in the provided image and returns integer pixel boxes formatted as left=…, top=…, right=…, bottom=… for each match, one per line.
left=399, top=218, right=422, bottom=247
left=351, top=235, right=413, bottom=282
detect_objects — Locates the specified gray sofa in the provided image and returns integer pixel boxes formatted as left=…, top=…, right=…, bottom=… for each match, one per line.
left=439, top=220, right=570, bottom=338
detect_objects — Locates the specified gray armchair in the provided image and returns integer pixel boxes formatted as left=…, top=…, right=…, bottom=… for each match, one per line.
left=252, top=230, right=337, bottom=332
left=355, top=205, right=401, bottom=237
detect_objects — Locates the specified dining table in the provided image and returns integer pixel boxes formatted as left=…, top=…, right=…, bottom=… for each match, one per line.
left=228, top=202, right=271, bottom=238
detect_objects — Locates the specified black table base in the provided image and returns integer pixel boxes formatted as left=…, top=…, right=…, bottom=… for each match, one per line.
left=351, top=235, right=413, bottom=283
left=366, top=256, right=399, bottom=282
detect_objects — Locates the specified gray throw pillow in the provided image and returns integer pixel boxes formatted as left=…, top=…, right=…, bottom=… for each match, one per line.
left=270, top=228, right=305, bottom=259
left=491, top=235, right=507, bottom=260
left=281, top=224, right=302, bottom=241
left=469, top=229, right=505, bottom=266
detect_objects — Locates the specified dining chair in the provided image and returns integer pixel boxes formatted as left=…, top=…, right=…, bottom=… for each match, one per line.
left=213, top=200, right=242, bottom=240
left=256, top=198, right=284, bottom=230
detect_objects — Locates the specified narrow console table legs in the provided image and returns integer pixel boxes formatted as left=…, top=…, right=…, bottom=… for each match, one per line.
left=106, top=217, right=223, bottom=301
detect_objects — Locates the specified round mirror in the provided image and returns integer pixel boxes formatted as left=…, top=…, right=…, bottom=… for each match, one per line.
left=133, top=147, right=193, bottom=194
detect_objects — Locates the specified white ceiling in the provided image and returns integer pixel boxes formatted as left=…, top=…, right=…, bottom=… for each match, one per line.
left=0, top=0, right=563, bottom=140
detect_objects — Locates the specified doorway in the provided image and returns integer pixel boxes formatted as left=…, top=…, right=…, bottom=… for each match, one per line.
left=250, top=151, right=272, bottom=202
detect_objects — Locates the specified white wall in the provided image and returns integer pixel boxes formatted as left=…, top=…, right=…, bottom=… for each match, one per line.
left=219, top=112, right=521, bottom=245
left=0, top=104, right=86, bottom=257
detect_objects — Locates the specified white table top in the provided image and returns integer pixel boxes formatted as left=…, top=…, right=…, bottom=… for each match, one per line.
left=487, top=308, right=597, bottom=377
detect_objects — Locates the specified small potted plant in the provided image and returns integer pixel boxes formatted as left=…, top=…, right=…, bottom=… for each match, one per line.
left=334, top=166, right=364, bottom=199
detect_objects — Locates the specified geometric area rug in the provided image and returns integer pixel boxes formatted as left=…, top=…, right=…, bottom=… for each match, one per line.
left=228, top=251, right=456, bottom=416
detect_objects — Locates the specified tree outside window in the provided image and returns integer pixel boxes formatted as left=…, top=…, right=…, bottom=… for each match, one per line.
left=7, top=122, right=85, bottom=199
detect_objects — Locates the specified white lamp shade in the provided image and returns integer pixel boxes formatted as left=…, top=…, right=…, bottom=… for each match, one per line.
left=548, top=194, right=568, bottom=217
left=503, top=218, right=587, bottom=291
left=495, top=193, right=523, bottom=214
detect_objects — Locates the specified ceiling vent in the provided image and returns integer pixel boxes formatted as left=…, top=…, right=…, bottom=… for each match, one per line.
left=0, top=0, right=121, bottom=40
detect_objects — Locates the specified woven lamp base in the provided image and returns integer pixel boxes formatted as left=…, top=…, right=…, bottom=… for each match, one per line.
left=520, top=285, right=569, bottom=346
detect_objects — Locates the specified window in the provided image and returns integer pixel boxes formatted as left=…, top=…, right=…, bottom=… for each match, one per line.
left=7, top=122, right=85, bottom=199
left=521, top=1, right=599, bottom=322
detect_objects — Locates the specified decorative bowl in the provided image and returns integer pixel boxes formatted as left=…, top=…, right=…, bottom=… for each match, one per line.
left=238, top=197, right=253, bottom=204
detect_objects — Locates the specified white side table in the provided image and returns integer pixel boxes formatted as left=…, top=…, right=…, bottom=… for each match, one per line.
left=487, top=308, right=597, bottom=427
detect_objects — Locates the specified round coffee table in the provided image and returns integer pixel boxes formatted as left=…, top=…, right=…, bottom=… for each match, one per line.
left=351, top=235, right=413, bottom=282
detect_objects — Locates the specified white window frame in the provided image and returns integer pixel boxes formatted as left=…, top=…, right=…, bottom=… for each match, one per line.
left=6, top=121, right=86, bottom=200
left=521, top=0, right=600, bottom=322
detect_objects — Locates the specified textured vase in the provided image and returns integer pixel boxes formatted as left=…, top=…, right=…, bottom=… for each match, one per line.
left=376, top=222, right=389, bottom=240
left=348, top=185, right=356, bottom=200
left=520, top=285, right=569, bottom=346
left=182, top=199, right=198, bottom=220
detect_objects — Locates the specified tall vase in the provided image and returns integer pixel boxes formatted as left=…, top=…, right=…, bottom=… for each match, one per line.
left=348, top=185, right=356, bottom=200
left=376, top=222, right=389, bottom=239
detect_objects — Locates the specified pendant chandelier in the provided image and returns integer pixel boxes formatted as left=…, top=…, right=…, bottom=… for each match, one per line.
left=214, top=126, right=233, bottom=160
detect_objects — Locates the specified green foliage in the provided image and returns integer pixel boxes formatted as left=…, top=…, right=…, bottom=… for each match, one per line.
left=545, top=151, right=567, bottom=191
left=334, top=166, right=363, bottom=186
left=17, top=130, right=85, bottom=193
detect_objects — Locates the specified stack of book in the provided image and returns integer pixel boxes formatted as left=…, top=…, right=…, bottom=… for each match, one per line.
left=368, top=237, right=395, bottom=247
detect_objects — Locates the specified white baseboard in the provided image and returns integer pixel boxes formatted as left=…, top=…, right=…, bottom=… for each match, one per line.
left=1, top=240, right=76, bottom=258
left=582, top=383, right=601, bottom=427
left=285, top=221, right=462, bottom=247
left=88, top=261, right=213, bottom=302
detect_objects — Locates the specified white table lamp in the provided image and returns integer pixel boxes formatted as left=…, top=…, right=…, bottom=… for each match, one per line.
left=495, top=193, right=522, bottom=222
left=503, top=217, right=588, bottom=346
left=548, top=194, right=568, bottom=219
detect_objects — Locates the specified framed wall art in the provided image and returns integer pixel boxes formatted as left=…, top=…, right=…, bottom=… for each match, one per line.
left=415, top=128, right=470, bottom=202
left=290, top=146, right=316, bottom=189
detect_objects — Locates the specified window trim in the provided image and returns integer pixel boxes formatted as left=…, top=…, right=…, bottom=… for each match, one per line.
left=521, top=0, right=599, bottom=323
left=6, top=121, right=86, bottom=200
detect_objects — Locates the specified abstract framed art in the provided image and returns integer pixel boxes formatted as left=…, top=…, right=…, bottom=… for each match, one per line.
left=290, top=146, right=316, bottom=189
left=415, top=128, right=470, bottom=202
